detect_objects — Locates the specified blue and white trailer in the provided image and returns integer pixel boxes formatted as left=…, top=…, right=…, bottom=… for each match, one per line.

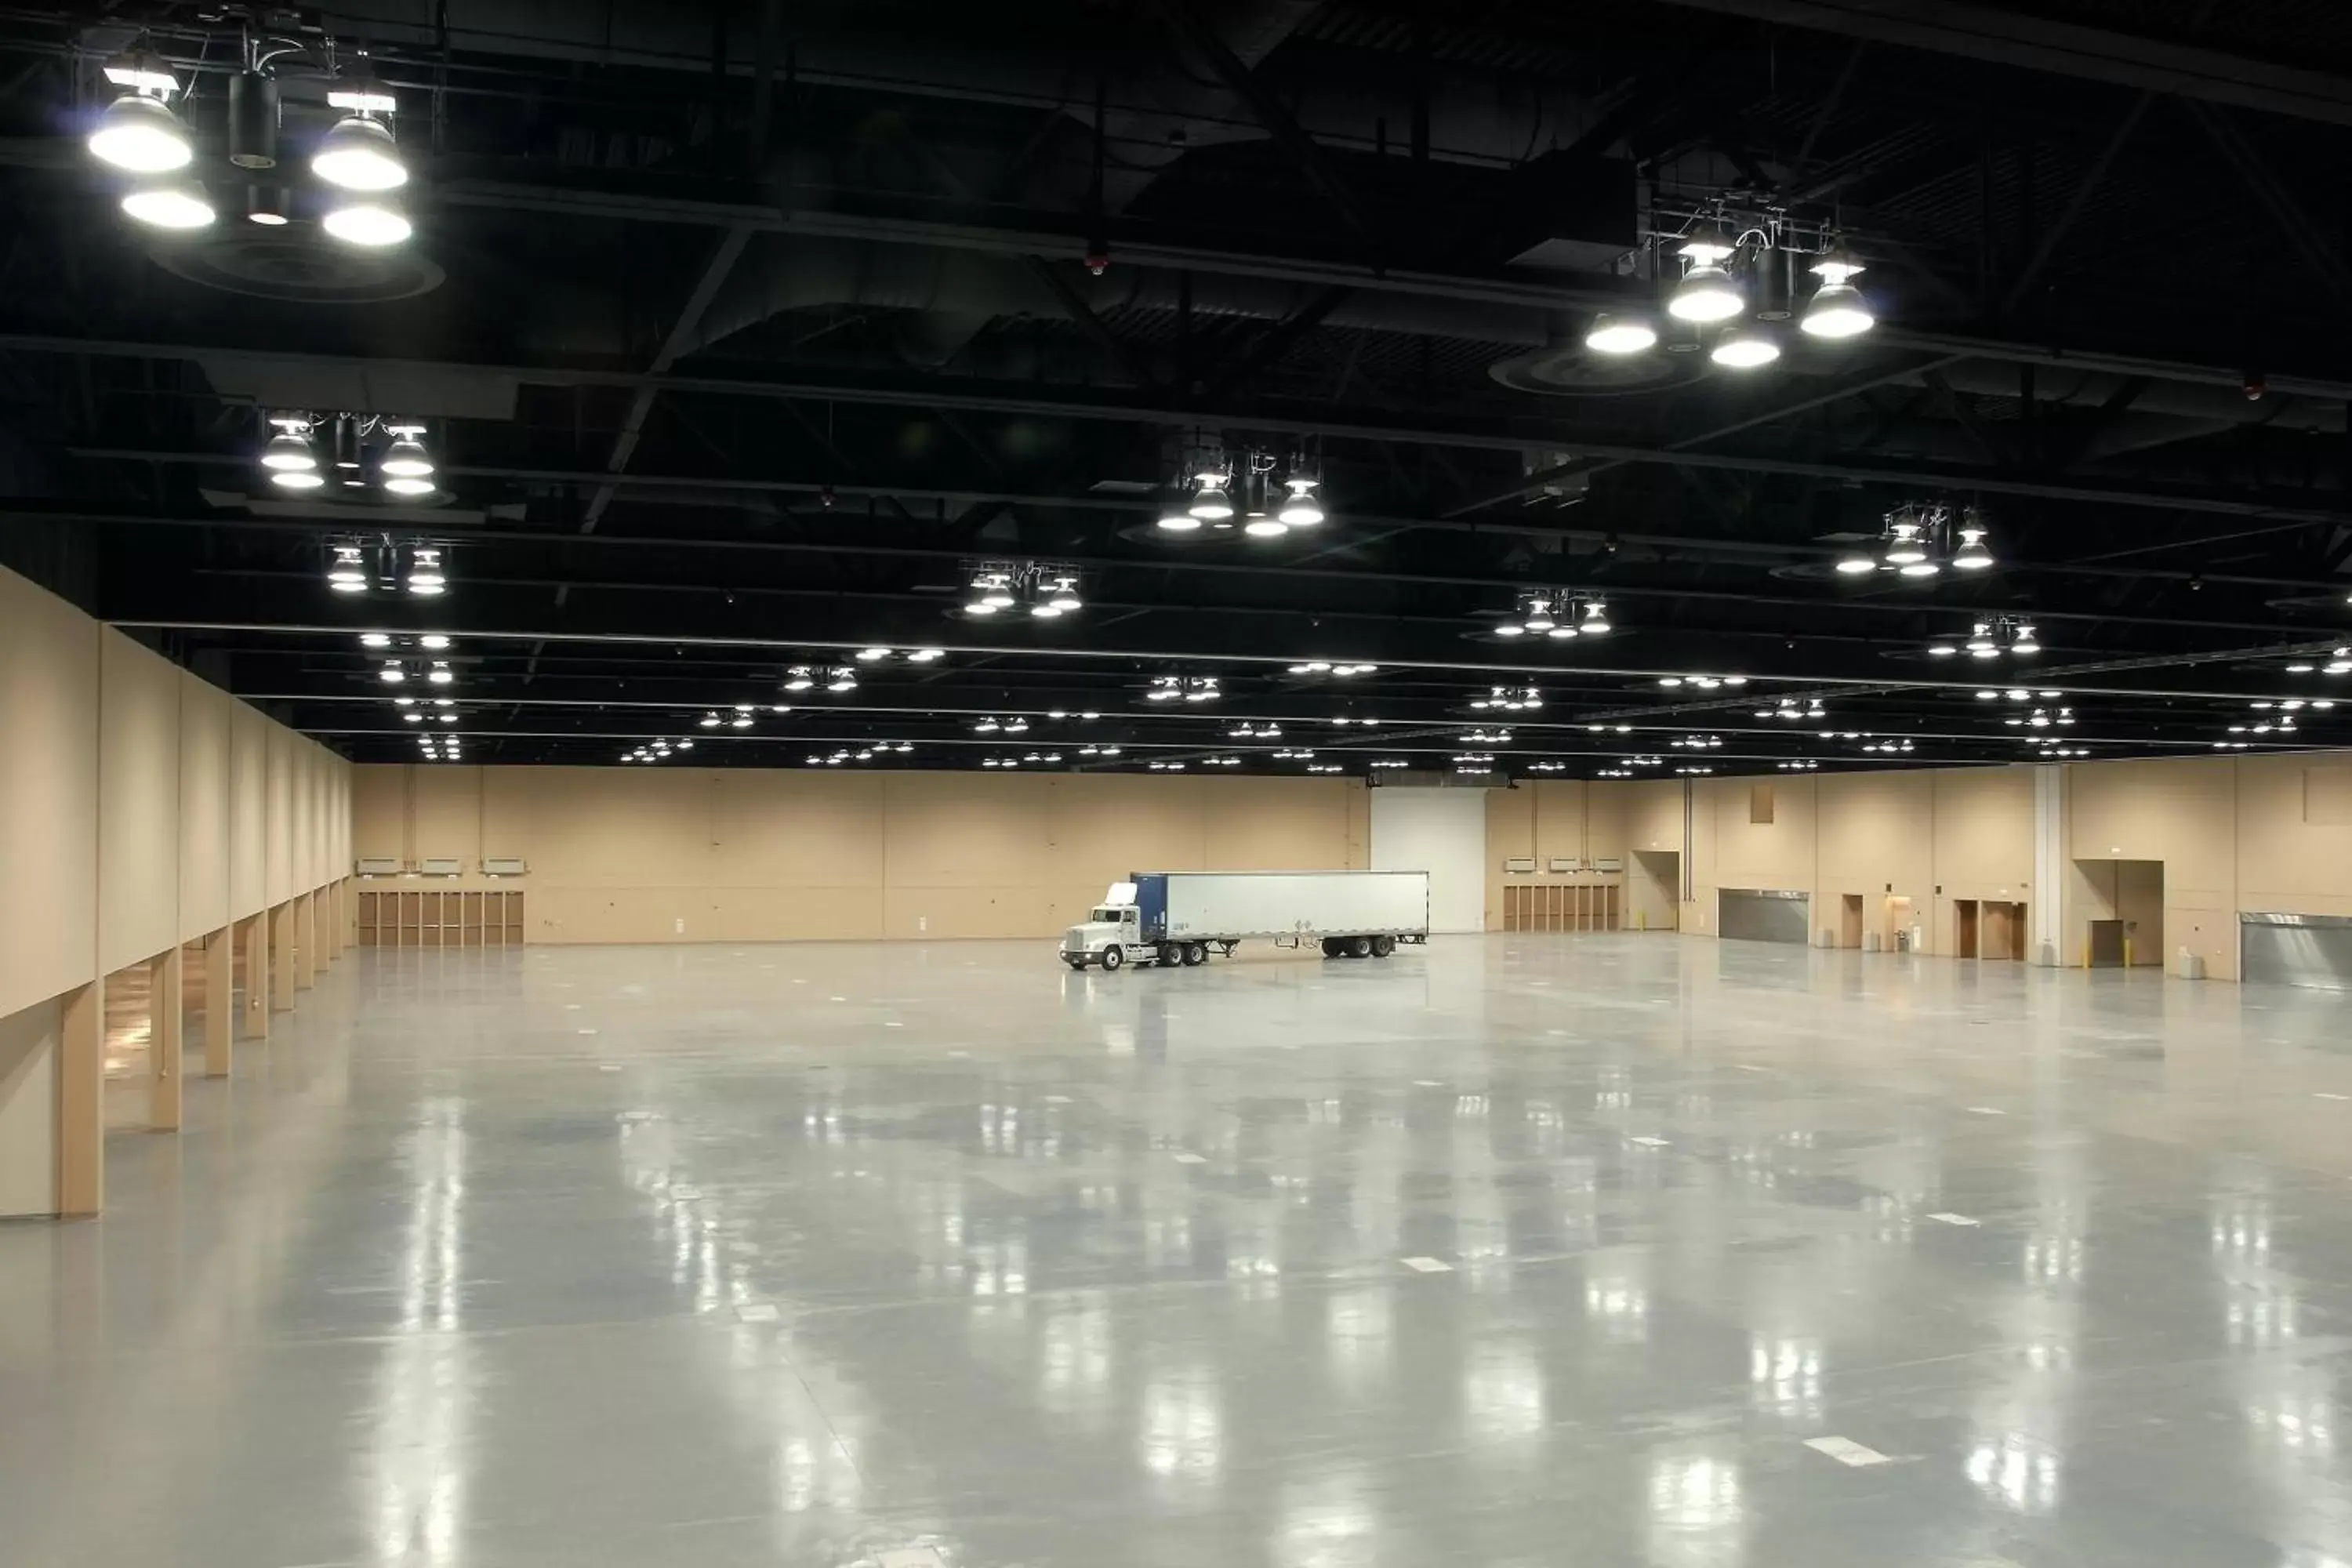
left=1058, top=870, right=1430, bottom=971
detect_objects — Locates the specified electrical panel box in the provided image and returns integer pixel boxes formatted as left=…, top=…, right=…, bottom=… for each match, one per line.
left=482, top=857, right=528, bottom=877
left=1502, top=857, right=1537, bottom=874
left=355, top=857, right=401, bottom=877
left=419, top=857, right=463, bottom=877
left=1549, top=857, right=1584, bottom=873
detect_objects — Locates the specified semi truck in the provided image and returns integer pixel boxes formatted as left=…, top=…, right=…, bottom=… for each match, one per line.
left=1058, top=870, right=1431, bottom=971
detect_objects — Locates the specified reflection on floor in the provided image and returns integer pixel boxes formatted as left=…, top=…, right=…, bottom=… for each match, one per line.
left=9, top=934, right=2352, bottom=1568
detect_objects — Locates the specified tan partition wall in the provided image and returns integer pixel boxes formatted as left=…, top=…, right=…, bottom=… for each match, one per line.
left=177, top=673, right=234, bottom=942
left=97, top=632, right=184, bottom=976
left=0, top=564, right=354, bottom=1218
left=227, top=702, right=270, bottom=920
left=0, top=571, right=100, bottom=1019
left=350, top=764, right=1367, bottom=944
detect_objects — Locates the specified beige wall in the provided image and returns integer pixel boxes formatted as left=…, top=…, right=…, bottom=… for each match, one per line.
left=98, top=632, right=184, bottom=975
left=351, top=764, right=1369, bottom=943
left=2060, top=751, right=2352, bottom=979
left=0, top=564, right=352, bottom=1214
left=178, top=673, right=233, bottom=942
left=1479, top=753, right=2352, bottom=976
left=1490, top=764, right=2038, bottom=955
left=228, top=702, right=270, bottom=920
left=1483, top=780, right=1632, bottom=930
left=0, top=568, right=100, bottom=1014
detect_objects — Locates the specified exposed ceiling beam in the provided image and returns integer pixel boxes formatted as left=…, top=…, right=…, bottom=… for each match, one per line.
left=111, top=617, right=2345, bottom=703
left=1640, top=0, right=2352, bottom=129
left=27, top=336, right=2352, bottom=522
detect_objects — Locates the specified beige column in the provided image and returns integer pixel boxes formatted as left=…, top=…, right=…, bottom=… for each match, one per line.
left=241, top=914, right=268, bottom=1041
left=270, top=903, right=295, bottom=1012
left=205, top=926, right=233, bottom=1076
left=151, top=946, right=183, bottom=1131
left=294, top=893, right=315, bottom=991
left=59, top=982, right=102, bottom=1217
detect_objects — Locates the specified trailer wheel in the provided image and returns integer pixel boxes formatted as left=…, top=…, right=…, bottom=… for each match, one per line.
left=1345, top=935, right=1374, bottom=959
left=1320, top=938, right=1343, bottom=958
left=1099, top=945, right=1123, bottom=971
left=1371, top=935, right=1396, bottom=958
left=1183, top=942, right=1207, bottom=967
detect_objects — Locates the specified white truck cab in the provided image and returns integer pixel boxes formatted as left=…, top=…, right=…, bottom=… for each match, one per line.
left=1060, top=901, right=1148, bottom=971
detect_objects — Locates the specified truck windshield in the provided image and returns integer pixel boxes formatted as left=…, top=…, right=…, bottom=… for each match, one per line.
left=1091, top=907, right=1129, bottom=923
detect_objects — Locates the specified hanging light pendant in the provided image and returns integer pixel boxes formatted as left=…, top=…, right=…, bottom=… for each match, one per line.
left=1584, top=312, right=1659, bottom=355
left=89, top=90, right=192, bottom=173
left=1708, top=325, right=1780, bottom=368
left=312, top=114, right=408, bottom=192
left=1668, top=263, right=1743, bottom=324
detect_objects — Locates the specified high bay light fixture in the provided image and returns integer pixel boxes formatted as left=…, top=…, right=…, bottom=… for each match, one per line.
left=262, top=412, right=439, bottom=499
left=1159, top=441, right=1327, bottom=538
left=1927, top=617, right=2039, bottom=659
left=319, top=538, right=451, bottom=597
left=1836, top=502, right=1995, bottom=579
left=1490, top=592, right=1612, bottom=640
left=782, top=663, right=858, bottom=693
left=960, top=561, right=1083, bottom=619
left=1143, top=674, right=1221, bottom=703
left=1584, top=209, right=1876, bottom=371
left=92, top=46, right=414, bottom=245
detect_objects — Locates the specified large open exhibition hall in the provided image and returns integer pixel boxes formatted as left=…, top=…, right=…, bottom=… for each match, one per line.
left=13, top=2, right=2352, bottom=1565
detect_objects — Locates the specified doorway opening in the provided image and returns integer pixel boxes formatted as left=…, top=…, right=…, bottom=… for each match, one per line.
left=1956, top=898, right=1980, bottom=958
left=1630, top=851, right=1680, bottom=931
left=1883, top=895, right=1915, bottom=952
left=1839, top=893, right=1864, bottom=949
left=1981, top=901, right=2027, bottom=960
left=2074, top=858, right=2164, bottom=966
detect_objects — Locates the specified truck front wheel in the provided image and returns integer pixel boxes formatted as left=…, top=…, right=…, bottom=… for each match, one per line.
left=1371, top=935, right=1396, bottom=958
left=1100, top=945, right=1124, bottom=971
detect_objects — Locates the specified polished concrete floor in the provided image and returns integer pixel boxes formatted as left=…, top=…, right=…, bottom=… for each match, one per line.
left=7, top=935, right=2352, bottom=1567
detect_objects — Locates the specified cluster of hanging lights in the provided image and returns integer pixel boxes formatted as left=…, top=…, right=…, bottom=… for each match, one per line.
left=782, top=664, right=857, bottom=694
left=1928, top=616, right=2038, bottom=659
left=1837, top=503, right=1995, bottom=578
left=1159, top=445, right=1324, bottom=538
left=1584, top=214, right=1875, bottom=370
left=1143, top=675, right=1221, bottom=703
left=265, top=414, right=437, bottom=498
left=619, top=739, right=695, bottom=763
left=1756, top=697, right=1828, bottom=721
left=806, top=744, right=916, bottom=764
left=963, top=564, right=1083, bottom=619
left=1491, top=592, right=1611, bottom=639
left=87, top=48, right=413, bottom=245
left=325, top=541, right=445, bottom=597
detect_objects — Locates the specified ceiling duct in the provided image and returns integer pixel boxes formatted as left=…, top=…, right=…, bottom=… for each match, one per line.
left=680, top=235, right=1555, bottom=370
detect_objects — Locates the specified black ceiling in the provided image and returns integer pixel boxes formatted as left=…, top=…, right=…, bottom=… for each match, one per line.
left=5, top=0, right=2352, bottom=779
